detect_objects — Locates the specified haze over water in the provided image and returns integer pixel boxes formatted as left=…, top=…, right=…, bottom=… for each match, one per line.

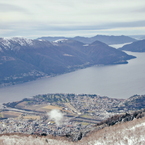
left=0, top=44, right=145, bottom=103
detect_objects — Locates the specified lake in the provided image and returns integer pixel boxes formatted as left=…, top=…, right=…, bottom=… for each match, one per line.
left=0, top=44, right=145, bottom=103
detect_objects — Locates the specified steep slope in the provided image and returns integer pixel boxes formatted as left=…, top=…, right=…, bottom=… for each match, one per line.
left=0, top=38, right=88, bottom=86
left=81, top=40, right=135, bottom=64
left=0, top=37, right=135, bottom=86
left=0, top=38, right=47, bottom=86
left=85, top=116, right=145, bottom=145
left=119, top=39, right=145, bottom=52
left=115, top=95, right=145, bottom=112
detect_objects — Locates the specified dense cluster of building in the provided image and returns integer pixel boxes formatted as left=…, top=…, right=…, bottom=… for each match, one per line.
left=0, top=93, right=127, bottom=140
left=0, top=115, right=92, bottom=140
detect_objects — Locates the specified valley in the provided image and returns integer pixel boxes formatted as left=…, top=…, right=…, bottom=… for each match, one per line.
left=0, top=0, right=145, bottom=143
left=0, top=35, right=145, bottom=144
left=1, top=0, right=145, bottom=143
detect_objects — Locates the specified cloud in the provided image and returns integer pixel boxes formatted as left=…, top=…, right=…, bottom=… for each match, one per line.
left=0, top=3, right=28, bottom=13
left=0, top=0, right=145, bottom=38
left=48, top=109, right=64, bottom=126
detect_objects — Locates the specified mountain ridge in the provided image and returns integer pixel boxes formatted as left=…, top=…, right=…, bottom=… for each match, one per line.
left=0, top=37, right=135, bottom=86
left=119, top=39, right=145, bottom=52
left=38, top=35, right=136, bottom=45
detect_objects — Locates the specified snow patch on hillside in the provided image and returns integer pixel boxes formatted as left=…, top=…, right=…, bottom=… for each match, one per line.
left=83, top=44, right=89, bottom=46
left=63, top=54, right=73, bottom=57
left=1, top=38, right=11, bottom=49
left=11, top=37, right=33, bottom=46
left=1, top=117, right=145, bottom=145
left=90, top=118, right=145, bottom=145
left=53, top=39, right=68, bottom=43
left=0, top=37, right=33, bottom=50
left=0, top=135, right=72, bottom=145
left=129, top=122, right=145, bottom=130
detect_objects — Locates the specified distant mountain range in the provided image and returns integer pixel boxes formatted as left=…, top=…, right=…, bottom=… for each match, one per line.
left=119, top=39, right=145, bottom=52
left=130, top=35, right=145, bottom=40
left=0, top=37, right=135, bottom=86
left=38, top=35, right=136, bottom=45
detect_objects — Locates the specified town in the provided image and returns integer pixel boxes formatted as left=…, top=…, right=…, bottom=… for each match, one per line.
left=1, top=93, right=144, bottom=141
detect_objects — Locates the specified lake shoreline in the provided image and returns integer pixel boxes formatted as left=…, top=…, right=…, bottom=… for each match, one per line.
left=0, top=51, right=144, bottom=104
left=0, top=58, right=134, bottom=89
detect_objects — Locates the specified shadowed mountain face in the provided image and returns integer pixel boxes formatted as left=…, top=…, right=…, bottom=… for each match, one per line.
left=119, top=39, right=145, bottom=52
left=0, top=37, right=135, bottom=86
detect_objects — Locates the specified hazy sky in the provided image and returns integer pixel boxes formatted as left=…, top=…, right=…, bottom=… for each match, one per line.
left=0, top=0, right=145, bottom=38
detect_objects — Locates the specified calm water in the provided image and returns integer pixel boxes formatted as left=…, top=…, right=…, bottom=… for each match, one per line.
left=0, top=44, right=145, bottom=103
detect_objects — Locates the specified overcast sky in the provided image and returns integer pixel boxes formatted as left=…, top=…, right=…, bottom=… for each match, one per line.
left=0, top=0, right=145, bottom=38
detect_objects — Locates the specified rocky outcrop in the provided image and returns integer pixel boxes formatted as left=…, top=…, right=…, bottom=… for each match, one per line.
left=96, top=109, right=145, bottom=129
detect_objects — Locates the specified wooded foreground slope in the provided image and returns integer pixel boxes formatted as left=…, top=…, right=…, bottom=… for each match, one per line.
left=0, top=111, right=145, bottom=145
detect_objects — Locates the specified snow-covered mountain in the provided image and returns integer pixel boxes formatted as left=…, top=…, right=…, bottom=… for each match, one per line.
left=0, top=37, right=135, bottom=87
left=0, top=37, right=34, bottom=51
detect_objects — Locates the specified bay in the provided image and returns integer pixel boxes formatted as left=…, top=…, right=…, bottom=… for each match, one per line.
left=0, top=44, right=145, bottom=103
